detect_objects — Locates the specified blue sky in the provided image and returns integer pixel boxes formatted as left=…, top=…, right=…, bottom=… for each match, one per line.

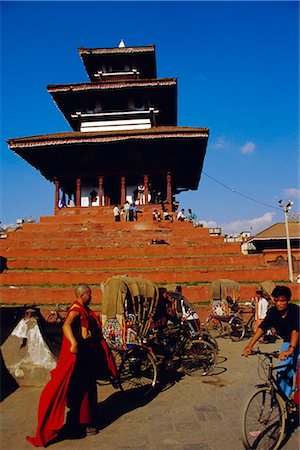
left=1, top=1, right=299, bottom=235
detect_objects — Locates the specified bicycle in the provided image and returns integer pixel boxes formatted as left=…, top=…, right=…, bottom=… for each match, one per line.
left=46, top=304, right=68, bottom=324
left=238, top=302, right=256, bottom=337
left=242, top=349, right=298, bottom=450
left=147, top=321, right=217, bottom=376
left=113, top=320, right=217, bottom=400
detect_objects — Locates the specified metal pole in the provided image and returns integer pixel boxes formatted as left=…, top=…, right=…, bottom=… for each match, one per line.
left=284, top=206, right=294, bottom=282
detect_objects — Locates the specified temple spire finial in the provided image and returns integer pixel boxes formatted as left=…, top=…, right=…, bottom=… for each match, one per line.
left=118, top=39, right=126, bottom=48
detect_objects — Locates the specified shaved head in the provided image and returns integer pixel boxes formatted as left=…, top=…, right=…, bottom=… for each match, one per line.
left=75, top=284, right=90, bottom=299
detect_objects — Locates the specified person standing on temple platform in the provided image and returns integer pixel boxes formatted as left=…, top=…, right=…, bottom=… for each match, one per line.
left=187, top=208, right=197, bottom=223
left=177, top=208, right=186, bottom=221
left=68, top=198, right=75, bottom=208
left=123, top=201, right=131, bottom=222
left=113, top=205, right=121, bottom=222
left=137, top=183, right=145, bottom=204
left=58, top=197, right=66, bottom=209
left=89, top=190, right=98, bottom=206
left=130, top=203, right=138, bottom=221
left=172, top=199, right=179, bottom=212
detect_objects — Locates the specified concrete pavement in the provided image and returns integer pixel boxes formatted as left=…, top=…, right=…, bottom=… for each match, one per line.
left=1, top=338, right=299, bottom=450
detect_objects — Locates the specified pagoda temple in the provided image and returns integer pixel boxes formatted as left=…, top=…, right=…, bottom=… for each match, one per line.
left=8, top=41, right=209, bottom=210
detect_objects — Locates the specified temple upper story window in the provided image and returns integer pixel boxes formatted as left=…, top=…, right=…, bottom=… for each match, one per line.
left=71, top=107, right=159, bottom=132
left=93, top=66, right=140, bottom=81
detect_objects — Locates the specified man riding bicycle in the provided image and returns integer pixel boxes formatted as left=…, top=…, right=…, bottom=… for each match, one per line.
left=243, top=285, right=299, bottom=402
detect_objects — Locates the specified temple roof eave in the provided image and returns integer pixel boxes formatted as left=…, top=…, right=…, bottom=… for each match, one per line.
left=47, top=80, right=178, bottom=130
left=8, top=127, right=209, bottom=148
left=78, top=45, right=156, bottom=55
left=78, top=45, right=157, bottom=81
left=47, top=78, right=177, bottom=93
left=7, top=127, right=209, bottom=191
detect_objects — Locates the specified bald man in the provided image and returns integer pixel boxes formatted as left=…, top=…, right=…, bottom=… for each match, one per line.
left=27, top=284, right=117, bottom=447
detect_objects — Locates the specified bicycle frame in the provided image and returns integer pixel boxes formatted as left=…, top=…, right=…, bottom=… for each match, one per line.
left=147, top=324, right=189, bottom=364
left=256, top=358, right=292, bottom=406
left=239, top=308, right=255, bottom=330
left=242, top=350, right=293, bottom=450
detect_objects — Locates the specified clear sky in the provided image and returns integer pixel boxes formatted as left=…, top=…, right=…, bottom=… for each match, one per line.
left=1, top=1, right=299, bottom=235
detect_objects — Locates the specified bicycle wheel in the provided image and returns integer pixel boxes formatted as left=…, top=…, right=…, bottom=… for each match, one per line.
left=205, top=316, right=223, bottom=338
left=118, top=346, right=157, bottom=399
left=242, top=387, right=286, bottom=450
left=111, top=348, right=123, bottom=369
left=229, top=316, right=245, bottom=341
left=201, top=330, right=219, bottom=353
left=46, top=313, right=62, bottom=324
left=181, top=339, right=217, bottom=376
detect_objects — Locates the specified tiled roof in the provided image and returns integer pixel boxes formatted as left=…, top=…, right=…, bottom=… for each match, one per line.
left=78, top=45, right=155, bottom=55
left=251, top=222, right=300, bottom=240
left=47, top=78, right=176, bottom=93
left=8, top=126, right=209, bottom=148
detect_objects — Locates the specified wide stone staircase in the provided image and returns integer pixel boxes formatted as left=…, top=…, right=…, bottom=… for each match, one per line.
left=0, top=206, right=292, bottom=307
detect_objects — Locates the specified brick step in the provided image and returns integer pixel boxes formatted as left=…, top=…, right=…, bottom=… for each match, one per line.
left=0, top=266, right=289, bottom=285
left=1, top=238, right=228, bottom=251
left=1, top=241, right=233, bottom=254
left=5, top=223, right=212, bottom=239
left=4, top=234, right=215, bottom=246
left=0, top=280, right=297, bottom=306
left=6, top=253, right=265, bottom=270
left=0, top=243, right=243, bottom=258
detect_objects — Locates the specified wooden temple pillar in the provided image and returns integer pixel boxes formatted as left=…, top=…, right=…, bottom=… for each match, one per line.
left=54, top=178, right=59, bottom=214
left=76, top=178, right=81, bottom=207
left=143, top=174, right=149, bottom=204
left=166, top=171, right=172, bottom=205
left=121, top=176, right=126, bottom=205
left=98, top=175, right=103, bottom=207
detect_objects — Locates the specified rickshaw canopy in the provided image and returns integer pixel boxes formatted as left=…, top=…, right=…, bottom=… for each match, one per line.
left=101, top=276, right=159, bottom=345
left=210, top=279, right=240, bottom=302
left=210, top=279, right=240, bottom=317
left=258, top=280, right=276, bottom=298
left=102, top=275, right=159, bottom=319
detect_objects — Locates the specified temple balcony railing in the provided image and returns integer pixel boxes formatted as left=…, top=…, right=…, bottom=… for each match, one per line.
left=71, top=108, right=159, bottom=132
left=93, top=69, right=140, bottom=81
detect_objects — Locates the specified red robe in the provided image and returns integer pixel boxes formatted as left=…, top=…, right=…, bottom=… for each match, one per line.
left=26, top=301, right=117, bottom=447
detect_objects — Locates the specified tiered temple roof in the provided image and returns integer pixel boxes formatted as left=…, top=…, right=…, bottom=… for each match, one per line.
left=8, top=42, right=209, bottom=207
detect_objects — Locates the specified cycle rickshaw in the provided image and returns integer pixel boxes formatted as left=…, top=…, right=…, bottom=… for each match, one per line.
left=205, top=279, right=246, bottom=341
left=101, top=276, right=217, bottom=399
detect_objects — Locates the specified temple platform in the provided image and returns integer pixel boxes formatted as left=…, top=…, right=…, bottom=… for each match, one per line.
left=0, top=206, right=294, bottom=306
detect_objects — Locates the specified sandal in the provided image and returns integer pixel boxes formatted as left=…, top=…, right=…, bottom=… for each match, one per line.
left=86, top=426, right=98, bottom=436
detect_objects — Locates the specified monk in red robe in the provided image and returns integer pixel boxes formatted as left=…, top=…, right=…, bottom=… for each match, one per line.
left=26, top=284, right=117, bottom=447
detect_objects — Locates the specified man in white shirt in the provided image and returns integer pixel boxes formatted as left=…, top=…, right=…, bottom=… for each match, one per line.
left=177, top=208, right=186, bottom=222
left=123, top=201, right=131, bottom=222
left=113, top=205, right=120, bottom=222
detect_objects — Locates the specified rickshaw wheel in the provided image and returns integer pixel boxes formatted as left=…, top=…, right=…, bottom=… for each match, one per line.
left=228, top=316, right=245, bottom=342
left=205, top=316, right=223, bottom=338
left=118, top=346, right=157, bottom=399
left=201, top=331, right=219, bottom=353
left=181, top=339, right=217, bottom=376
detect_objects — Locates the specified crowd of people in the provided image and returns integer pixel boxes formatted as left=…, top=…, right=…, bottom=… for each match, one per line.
left=113, top=202, right=141, bottom=222
left=152, top=207, right=197, bottom=223
left=26, top=282, right=298, bottom=447
left=112, top=199, right=199, bottom=225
